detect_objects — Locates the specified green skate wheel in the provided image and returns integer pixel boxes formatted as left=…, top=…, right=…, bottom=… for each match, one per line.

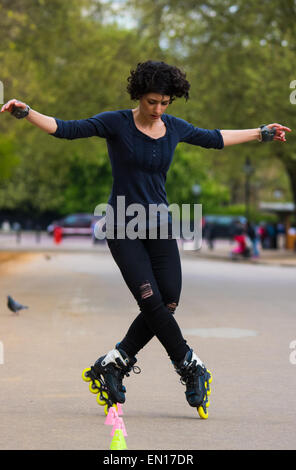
left=82, top=367, right=91, bottom=382
left=96, top=391, right=109, bottom=406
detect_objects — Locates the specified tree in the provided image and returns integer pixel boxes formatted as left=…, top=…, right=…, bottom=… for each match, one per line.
left=126, top=0, right=296, bottom=212
left=0, top=0, right=160, bottom=216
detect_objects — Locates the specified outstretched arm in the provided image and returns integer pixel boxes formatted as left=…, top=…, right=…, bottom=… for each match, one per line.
left=1, top=99, right=57, bottom=134
left=221, top=123, right=291, bottom=146
left=1, top=99, right=116, bottom=140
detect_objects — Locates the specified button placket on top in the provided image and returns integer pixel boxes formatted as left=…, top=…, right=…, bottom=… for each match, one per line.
left=151, top=141, right=159, bottom=171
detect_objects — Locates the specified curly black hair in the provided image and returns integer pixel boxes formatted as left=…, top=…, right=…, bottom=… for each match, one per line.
left=126, top=60, right=190, bottom=103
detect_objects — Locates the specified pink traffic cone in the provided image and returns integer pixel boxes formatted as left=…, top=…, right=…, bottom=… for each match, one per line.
left=104, top=406, right=118, bottom=426
left=116, top=403, right=124, bottom=416
left=111, top=417, right=128, bottom=437
left=120, top=417, right=128, bottom=437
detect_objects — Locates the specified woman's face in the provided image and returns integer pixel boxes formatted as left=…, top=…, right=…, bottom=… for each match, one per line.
left=139, top=93, right=171, bottom=121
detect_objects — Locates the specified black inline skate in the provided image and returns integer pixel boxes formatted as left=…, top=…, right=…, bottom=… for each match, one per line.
left=173, top=349, right=212, bottom=419
left=82, top=346, right=140, bottom=415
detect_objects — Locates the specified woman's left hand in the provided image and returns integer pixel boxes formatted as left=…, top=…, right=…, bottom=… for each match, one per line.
left=266, top=123, right=292, bottom=142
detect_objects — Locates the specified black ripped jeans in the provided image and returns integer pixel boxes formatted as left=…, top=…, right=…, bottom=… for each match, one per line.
left=106, top=231, right=190, bottom=363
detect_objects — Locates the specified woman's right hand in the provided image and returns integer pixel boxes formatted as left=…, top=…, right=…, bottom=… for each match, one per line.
left=1, top=100, right=57, bottom=133
left=1, top=99, right=27, bottom=113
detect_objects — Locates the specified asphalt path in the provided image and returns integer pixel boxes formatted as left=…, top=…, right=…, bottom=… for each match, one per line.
left=0, top=251, right=295, bottom=450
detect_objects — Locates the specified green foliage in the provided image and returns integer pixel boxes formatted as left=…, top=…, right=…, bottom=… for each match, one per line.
left=127, top=0, right=296, bottom=213
left=166, top=145, right=230, bottom=209
left=0, top=0, right=295, bottom=220
left=61, top=150, right=113, bottom=214
left=0, top=136, right=19, bottom=179
left=0, top=0, right=158, bottom=215
left=205, top=204, right=278, bottom=224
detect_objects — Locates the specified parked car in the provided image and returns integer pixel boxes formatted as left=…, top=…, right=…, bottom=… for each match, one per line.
left=202, top=215, right=247, bottom=239
left=47, top=213, right=101, bottom=236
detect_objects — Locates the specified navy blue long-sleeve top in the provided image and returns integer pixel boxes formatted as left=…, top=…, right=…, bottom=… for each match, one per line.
left=50, top=109, right=224, bottom=228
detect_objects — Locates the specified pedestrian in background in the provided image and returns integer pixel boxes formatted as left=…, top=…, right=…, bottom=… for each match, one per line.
left=246, top=220, right=260, bottom=258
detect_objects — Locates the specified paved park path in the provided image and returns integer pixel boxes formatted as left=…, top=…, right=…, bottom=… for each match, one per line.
left=0, top=251, right=295, bottom=450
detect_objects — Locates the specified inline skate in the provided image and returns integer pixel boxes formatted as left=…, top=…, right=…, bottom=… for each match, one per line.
left=82, top=346, right=140, bottom=415
left=173, top=349, right=212, bottom=419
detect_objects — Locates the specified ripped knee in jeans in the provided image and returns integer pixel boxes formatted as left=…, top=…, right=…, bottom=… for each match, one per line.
left=139, top=281, right=178, bottom=315
left=166, top=302, right=177, bottom=314
left=139, top=280, right=154, bottom=300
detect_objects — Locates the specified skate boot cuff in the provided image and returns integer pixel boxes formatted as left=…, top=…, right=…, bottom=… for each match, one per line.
left=100, top=347, right=141, bottom=376
left=173, top=349, right=205, bottom=378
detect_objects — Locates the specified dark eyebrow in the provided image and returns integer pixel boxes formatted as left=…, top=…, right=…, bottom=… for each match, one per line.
left=148, top=98, right=170, bottom=104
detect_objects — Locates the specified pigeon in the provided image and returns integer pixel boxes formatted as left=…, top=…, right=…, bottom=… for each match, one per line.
left=7, top=295, right=28, bottom=314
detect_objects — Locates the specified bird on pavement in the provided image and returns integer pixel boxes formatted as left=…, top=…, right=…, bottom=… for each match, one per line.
left=7, top=295, right=28, bottom=314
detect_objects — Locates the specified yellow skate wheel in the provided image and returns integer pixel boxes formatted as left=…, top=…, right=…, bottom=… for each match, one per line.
left=82, top=367, right=91, bottom=382
left=94, top=379, right=101, bottom=390
left=89, top=381, right=100, bottom=394
left=198, top=405, right=209, bottom=419
left=207, top=370, right=213, bottom=383
left=104, top=403, right=117, bottom=415
left=96, top=391, right=109, bottom=406
left=206, top=370, right=212, bottom=395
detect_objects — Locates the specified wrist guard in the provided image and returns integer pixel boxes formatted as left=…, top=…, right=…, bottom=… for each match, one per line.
left=11, top=104, right=30, bottom=119
left=259, top=125, right=276, bottom=142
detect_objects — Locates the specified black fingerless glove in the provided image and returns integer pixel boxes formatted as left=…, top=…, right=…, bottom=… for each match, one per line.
left=11, top=104, right=30, bottom=119
left=259, top=125, right=276, bottom=142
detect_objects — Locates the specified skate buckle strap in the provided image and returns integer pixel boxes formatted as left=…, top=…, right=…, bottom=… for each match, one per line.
left=115, top=357, right=128, bottom=368
left=114, top=355, right=141, bottom=377
left=122, top=363, right=141, bottom=377
left=102, top=348, right=142, bottom=377
left=132, top=365, right=141, bottom=374
left=179, top=362, right=205, bottom=385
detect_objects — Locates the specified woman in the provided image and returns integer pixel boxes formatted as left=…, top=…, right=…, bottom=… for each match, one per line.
left=1, top=60, right=291, bottom=419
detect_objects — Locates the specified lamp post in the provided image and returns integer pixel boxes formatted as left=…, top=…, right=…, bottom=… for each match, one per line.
left=192, top=183, right=202, bottom=223
left=191, top=183, right=202, bottom=246
left=243, top=157, right=254, bottom=221
left=192, top=183, right=202, bottom=201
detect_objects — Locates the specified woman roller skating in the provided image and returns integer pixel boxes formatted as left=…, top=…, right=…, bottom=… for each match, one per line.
left=1, top=60, right=290, bottom=419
